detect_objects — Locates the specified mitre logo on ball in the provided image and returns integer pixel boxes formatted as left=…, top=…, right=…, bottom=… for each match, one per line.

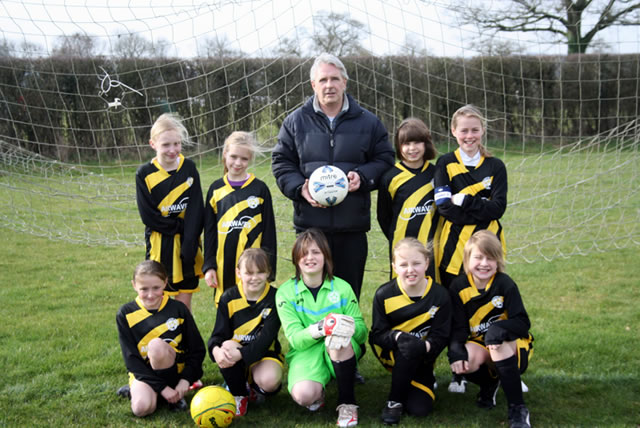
left=308, top=165, right=348, bottom=207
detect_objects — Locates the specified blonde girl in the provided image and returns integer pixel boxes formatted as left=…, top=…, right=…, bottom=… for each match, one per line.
left=134, top=113, right=204, bottom=311
left=434, top=104, right=507, bottom=288
left=203, top=131, right=277, bottom=306
left=116, top=260, right=205, bottom=416
left=369, top=238, right=451, bottom=424
left=448, top=230, right=533, bottom=428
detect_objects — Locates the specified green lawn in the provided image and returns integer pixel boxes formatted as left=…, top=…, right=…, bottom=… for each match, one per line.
left=1, top=228, right=638, bottom=427
left=1, top=148, right=639, bottom=426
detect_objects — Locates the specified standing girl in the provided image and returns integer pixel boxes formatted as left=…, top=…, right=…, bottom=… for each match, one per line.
left=434, top=104, right=507, bottom=287
left=377, top=117, right=440, bottom=281
left=203, top=131, right=277, bottom=306
left=448, top=230, right=533, bottom=428
left=369, top=238, right=451, bottom=425
left=135, top=113, right=204, bottom=311
left=275, top=229, right=367, bottom=428
left=434, top=104, right=508, bottom=393
left=207, top=248, right=283, bottom=417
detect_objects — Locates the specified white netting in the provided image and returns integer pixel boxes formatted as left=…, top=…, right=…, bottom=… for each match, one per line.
left=1, top=0, right=639, bottom=264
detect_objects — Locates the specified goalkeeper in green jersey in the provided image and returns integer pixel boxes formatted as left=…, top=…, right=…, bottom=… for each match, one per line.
left=275, top=229, right=367, bottom=428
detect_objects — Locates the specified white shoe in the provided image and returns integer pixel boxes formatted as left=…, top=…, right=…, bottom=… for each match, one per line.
left=336, top=403, right=358, bottom=427
left=448, top=374, right=467, bottom=393
left=306, top=390, right=325, bottom=412
left=234, top=395, right=248, bottom=416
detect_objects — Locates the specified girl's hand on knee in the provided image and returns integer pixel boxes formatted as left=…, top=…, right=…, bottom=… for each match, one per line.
left=450, top=360, right=468, bottom=374
left=174, top=379, right=190, bottom=399
left=161, top=386, right=179, bottom=403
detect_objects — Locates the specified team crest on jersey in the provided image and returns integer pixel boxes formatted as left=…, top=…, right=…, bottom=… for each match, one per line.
left=247, top=195, right=260, bottom=209
left=399, top=199, right=434, bottom=221
left=427, top=305, right=439, bottom=318
left=482, top=176, right=492, bottom=190
left=186, top=177, right=194, bottom=187
left=491, top=296, right=504, bottom=308
left=166, top=317, right=179, bottom=331
left=327, top=291, right=340, bottom=304
left=260, top=308, right=272, bottom=319
left=220, top=215, right=257, bottom=233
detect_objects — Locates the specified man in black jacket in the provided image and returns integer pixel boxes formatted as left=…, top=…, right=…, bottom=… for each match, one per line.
left=272, top=53, right=394, bottom=300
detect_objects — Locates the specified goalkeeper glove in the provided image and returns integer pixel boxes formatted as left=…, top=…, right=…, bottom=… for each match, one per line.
left=434, top=185, right=452, bottom=206
left=308, top=320, right=324, bottom=339
left=323, top=313, right=355, bottom=337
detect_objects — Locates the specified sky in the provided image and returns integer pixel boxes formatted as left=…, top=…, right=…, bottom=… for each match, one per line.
left=1, top=0, right=639, bottom=57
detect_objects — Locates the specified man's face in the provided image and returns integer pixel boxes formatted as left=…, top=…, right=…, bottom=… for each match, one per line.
left=311, top=63, right=347, bottom=110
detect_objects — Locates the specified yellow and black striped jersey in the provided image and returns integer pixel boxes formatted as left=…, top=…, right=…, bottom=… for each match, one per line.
left=447, top=272, right=532, bottom=363
left=434, top=149, right=507, bottom=277
left=203, top=174, right=277, bottom=306
left=135, top=154, right=204, bottom=289
left=207, top=282, right=282, bottom=366
left=116, top=293, right=205, bottom=393
left=370, top=277, right=451, bottom=370
left=377, top=161, right=440, bottom=279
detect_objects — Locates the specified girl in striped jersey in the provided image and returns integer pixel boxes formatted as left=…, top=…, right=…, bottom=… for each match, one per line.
left=434, top=104, right=507, bottom=288
left=203, top=132, right=277, bottom=306
left=207, top=248, right=283, bottom=417
left=377, top=118, right=440, bottom=281
left=369, top=238, right=451, bottom=425
left=434, top=104, right=508, bottom=393
left=448, top=231, right=532, bottom=428
left=135, top=113, right=205, bottom=311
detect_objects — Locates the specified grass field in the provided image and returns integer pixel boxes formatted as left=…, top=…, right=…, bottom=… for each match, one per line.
left=1, top=151, right=639, bottom=427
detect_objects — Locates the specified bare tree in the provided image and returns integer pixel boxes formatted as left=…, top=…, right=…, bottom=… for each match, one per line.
left=198, top=35, right=243, bottom=58
left=20, top=40, right=42, bottom=58
left=0, top=39, right=13, bottom=57
left=397, top=34, right=430, bottom=57
left=310, top=11, right=368, bottom=56
left=272, top=35, right=306, bottom=57
left=112, top=33, right=152, bottom=58
left=468, top=34, right=521, bottom=56
left=459, top=0, right=640, bottom=54
left=149, top=38, right=170, bottom=58
left=53, top=33, right=98, bottom=57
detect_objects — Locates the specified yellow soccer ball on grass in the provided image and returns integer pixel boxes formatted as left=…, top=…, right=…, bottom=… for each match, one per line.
left=190, top=385, right=236, bottom=428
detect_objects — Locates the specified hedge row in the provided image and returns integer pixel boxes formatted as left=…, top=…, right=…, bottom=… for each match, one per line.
left=1, top=54, right=638, bottom=161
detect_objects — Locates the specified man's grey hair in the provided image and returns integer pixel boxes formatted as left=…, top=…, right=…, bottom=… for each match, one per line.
left=309, top=53, right=349, bottom=81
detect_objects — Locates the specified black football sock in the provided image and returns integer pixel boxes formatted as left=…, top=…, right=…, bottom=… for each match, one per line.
left=332, top=355, right=357, bottom=405
left=220, top=363, right=249, bottom=396
left=388, top=353, right=415, bottom=403
left=465, top=364, right=496, bottom=387
left=495, top=355, right=525, bottom=406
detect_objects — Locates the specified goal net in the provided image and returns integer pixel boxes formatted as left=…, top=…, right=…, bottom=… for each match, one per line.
left=1, top=0, right=639, bottom=266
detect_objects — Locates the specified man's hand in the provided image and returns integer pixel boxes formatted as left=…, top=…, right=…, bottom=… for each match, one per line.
left=347, top=171, right=361, bottom=192
left=301, top=179, right=325, bottom=208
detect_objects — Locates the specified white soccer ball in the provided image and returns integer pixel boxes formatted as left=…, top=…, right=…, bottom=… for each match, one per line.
left=308, top=165, right=349, bottom=207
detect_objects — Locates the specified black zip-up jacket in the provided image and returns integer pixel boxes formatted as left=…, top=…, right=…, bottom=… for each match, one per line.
left=272, top=94, right=394, bottom=232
